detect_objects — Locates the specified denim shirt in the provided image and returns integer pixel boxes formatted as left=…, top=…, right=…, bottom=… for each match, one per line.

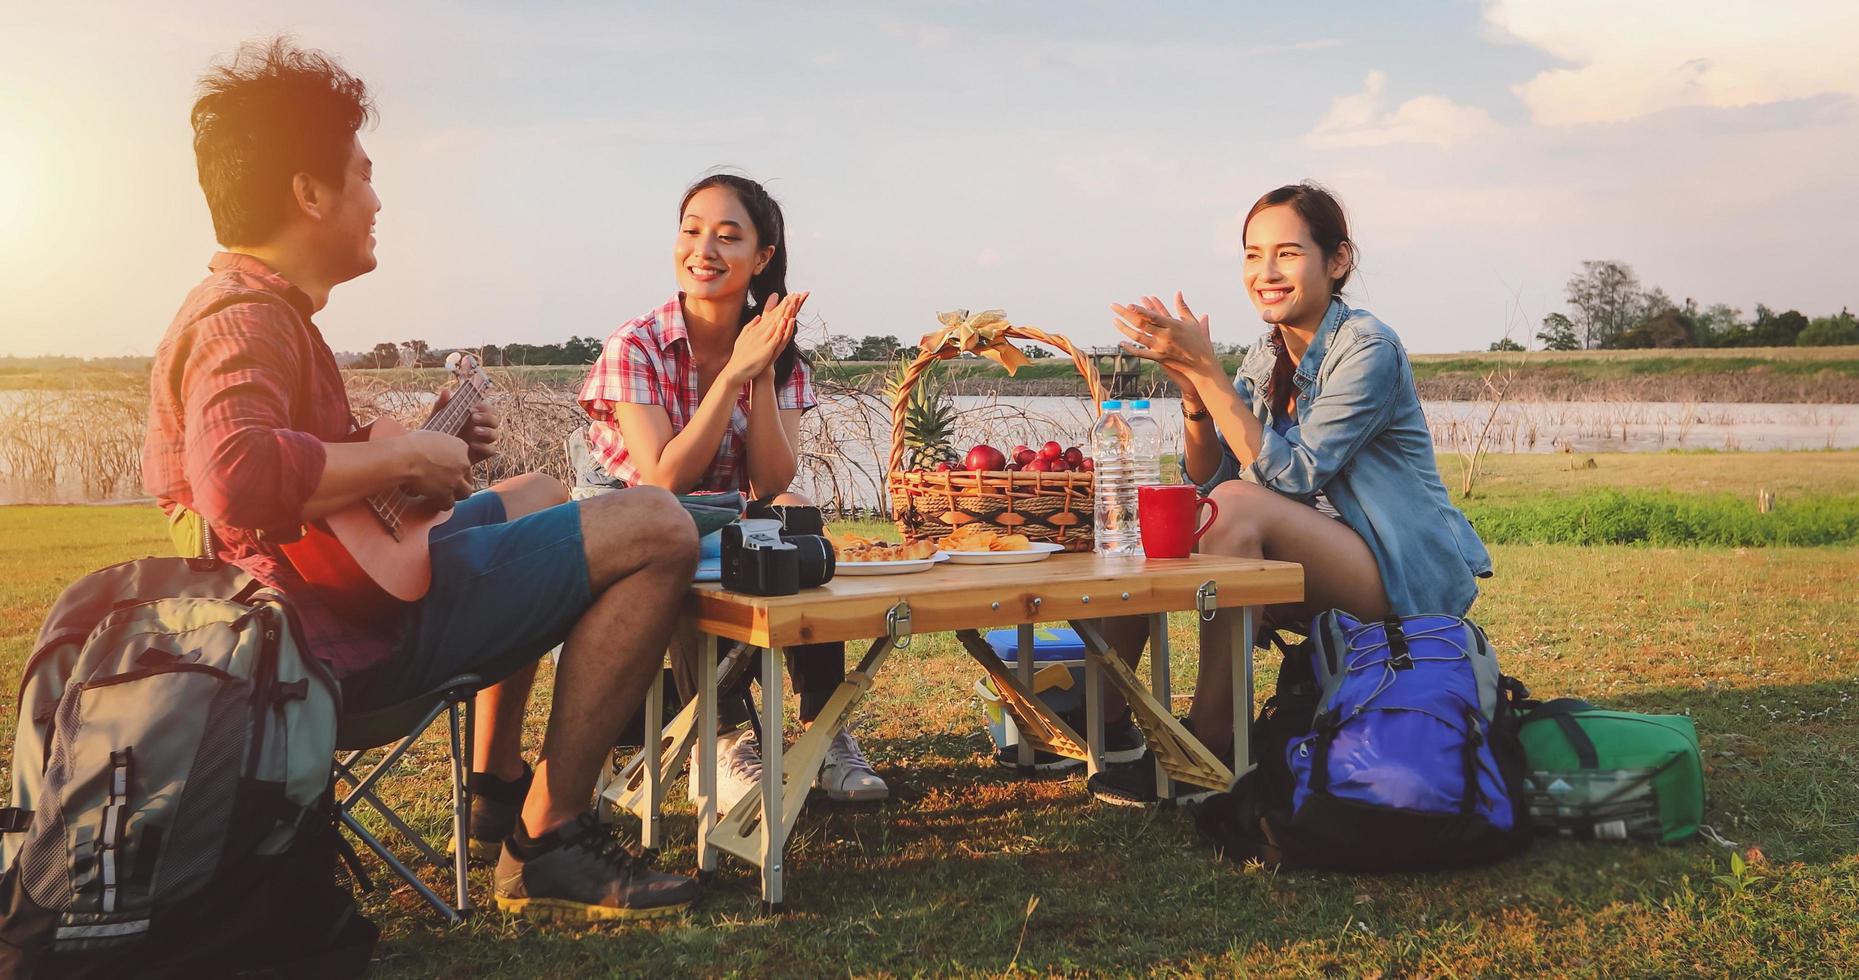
left=1190, top=299, right=1493, bottom=616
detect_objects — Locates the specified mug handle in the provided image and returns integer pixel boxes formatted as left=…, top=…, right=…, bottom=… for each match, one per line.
left=1192, top=498, right=1220, bottom=542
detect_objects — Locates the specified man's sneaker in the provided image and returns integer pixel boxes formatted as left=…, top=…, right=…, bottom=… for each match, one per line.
left=1086, top=719, right=1230, bottom=808
left=816, top=729, right=889, bottom=802
left=686, top=726, right=762, bottom=816
left=494, top=813, right=699, bottom=922
left=448, top=761, right=532, bottom=865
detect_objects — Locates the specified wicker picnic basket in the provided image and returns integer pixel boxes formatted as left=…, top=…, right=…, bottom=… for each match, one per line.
left=887, top=313, right=1108, bottom=551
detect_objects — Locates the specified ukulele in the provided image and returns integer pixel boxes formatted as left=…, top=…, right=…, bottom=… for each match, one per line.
left=281, top=351, right=492, bottom=622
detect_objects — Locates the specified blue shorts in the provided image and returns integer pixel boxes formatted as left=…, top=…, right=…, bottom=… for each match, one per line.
left=342, top=490, right=592, bottom=713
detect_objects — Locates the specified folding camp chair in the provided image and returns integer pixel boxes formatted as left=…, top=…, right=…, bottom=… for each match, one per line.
left=332, top=673, right=483, bottom=925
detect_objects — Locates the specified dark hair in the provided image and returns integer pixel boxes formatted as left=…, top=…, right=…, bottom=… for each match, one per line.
left=191, top=37, right=375, bottom=246
left=679, top=172, right=803, bottom=387
left=1242, top=181, right=1356, bottom=415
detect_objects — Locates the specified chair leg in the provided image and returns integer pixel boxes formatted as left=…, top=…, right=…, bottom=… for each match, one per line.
left=449, top=695, right=473, bottom=915
left=341, top=810, right=463, bottom=925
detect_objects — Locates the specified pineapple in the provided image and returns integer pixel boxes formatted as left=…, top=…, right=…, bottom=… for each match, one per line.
left=888, top=357, right=956, bottom=472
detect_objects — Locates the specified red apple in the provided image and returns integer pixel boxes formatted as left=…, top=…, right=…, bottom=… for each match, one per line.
left=1039, top=440, right=1063, bottom=460
left=1005, top=461, right=1023, bottom=472
left=964, top=444, right=1007, bottom=472
left=1049, top=459, right=1070, bottom=472
left=1062, top=446, right=1084, bottom=467
left=934, top=461, right=953, bottom=472
left=1024, top=457, right=1051, bottom=472
left=1010, top=444, right=1030, bottom=460
left=1014, top=447, right=1037, bottom=466
left=1081, top=458, right=1095, bottom=472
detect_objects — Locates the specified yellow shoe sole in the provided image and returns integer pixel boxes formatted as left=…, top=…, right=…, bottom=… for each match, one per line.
left=494, top=894, right=693, bottom=922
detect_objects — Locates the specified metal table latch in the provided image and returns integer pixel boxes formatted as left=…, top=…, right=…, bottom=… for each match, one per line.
left=1196, top=580, right=1218, bottom=621
left=886, top=600, right=913, bottom=649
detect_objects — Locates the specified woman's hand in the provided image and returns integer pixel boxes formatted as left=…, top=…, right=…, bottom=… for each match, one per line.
left=1112, top=292, right=1218, bottom=401
left=724, top=291, right=809, bottom=386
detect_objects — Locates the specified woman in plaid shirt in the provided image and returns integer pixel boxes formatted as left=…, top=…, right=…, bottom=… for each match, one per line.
left=577, top=174, right=888, bottom=809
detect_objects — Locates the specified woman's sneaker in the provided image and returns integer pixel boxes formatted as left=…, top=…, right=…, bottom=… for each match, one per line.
left=816, top=729, right=888, bottom=802
left=686, top=727, right=763, bottom=816
left=1086, top=719, right=1229, bottom=808
left=494, top=813, right=699, bottom=922
left=449, top=761, right=532, bottom=865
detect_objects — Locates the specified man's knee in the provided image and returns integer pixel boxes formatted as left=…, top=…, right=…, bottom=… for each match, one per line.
left=583, top=485, right=698, bottom=567
left=494, top=472, right=570, bottom=518
left=765, top=491, right=812, bottom=507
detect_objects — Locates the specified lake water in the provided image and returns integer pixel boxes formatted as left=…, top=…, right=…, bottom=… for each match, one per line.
left=4, top=389, right=1856, bottom=506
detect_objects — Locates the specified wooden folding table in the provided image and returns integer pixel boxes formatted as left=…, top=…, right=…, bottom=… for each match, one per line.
left=604, top=552, right=1302, bottom=910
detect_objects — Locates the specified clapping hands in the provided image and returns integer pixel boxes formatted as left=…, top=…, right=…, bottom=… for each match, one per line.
left=1112, top=292, right=1217, bottom=399
left=726, top=291, right=809, bottom=386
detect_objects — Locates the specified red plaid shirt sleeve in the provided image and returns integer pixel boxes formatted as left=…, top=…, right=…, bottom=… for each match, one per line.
left=579, top=332, right=666, bottom=419
left=172, top=298, right=328, bottom=534
left=776, top=355, right=818, bottom=412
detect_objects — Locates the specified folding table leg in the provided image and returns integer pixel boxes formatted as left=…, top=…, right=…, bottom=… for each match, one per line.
left=1083, top=640, right=1105, bottom=776
left=758, top=645, right=785, bottom=910
left=1015, top=623, right=1036, bottom=768
left=1148, top=611, right=1172, bottom=802
left=1072, top=619, right=1232, bottom=793
left=696, top=631, right=721, bottom=873
left=1229, top=606, right=1258, bottom=783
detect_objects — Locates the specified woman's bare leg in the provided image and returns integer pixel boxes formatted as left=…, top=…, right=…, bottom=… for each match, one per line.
left=473, top=473, right=569, bottom=780
left=1184, top=480, right=1391, bottom=752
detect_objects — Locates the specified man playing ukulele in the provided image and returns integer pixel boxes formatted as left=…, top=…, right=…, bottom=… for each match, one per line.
left=144, top=38, right=701, bottom=921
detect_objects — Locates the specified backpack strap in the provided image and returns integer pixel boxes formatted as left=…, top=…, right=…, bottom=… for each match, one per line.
left=1384, top=615, right=1414, bottom=671
left=1460, top=709, right=1484, bottom=816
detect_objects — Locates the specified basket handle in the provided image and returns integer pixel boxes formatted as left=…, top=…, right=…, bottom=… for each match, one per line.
left=888, top=325, right=1108, bottom=472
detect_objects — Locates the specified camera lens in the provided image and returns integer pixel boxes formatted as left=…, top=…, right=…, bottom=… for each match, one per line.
left=789, top=534, right=836, bottom=588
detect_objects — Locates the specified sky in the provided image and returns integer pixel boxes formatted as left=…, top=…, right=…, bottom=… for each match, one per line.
left=2, top=0, right=1856, bottom=359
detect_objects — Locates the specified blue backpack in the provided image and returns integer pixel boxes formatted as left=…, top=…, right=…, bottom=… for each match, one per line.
left=1198, top=610, right=1534, bottom=871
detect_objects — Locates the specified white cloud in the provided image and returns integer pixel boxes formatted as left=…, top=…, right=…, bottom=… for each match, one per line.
left=1307, top=71, right=1500, bottom=148
left=1485, top=0, right=1859, bottom=125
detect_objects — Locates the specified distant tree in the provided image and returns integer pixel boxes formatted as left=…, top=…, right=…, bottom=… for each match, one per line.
left=1606, top=310, right=1695, bottom=349
left=479, top=343, right=503, bottom=366
left=1022, top=344, right=1055, bottom=358
left=1748, top=308, right=1809, bottom=347
left=1564, top=260, right=1644, bottom=348
left=1488, top=337, right=1525, bottom=352
left=812, top=335, right=856, bottom=360
left=361, top=341, right=401, bottom=368
left=851, top=335, right=906, bottom=360
left=1692, top=304, right=1745, bottom=346
left=401, top=339, right=430, bottom=366
left=1536, top=313, right=1580, bottom=351
left=1799, top=309, right=1859, bottom=347
left=561, top=335, right=603, bottom=363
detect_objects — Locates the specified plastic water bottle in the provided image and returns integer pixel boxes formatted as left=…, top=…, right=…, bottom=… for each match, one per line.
left=1091, top=400, right=1138, bottom=557
left=1125, top=399, right=1163, bottom=547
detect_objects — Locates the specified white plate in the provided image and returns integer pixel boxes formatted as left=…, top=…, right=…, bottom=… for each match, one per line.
left=835, top=552, right=951, bottom=576
left=939, top=541, right=1066, bottom=564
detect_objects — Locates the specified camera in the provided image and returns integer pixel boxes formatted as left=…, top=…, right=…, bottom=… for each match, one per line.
left=720, top=505, right=835, bottom=596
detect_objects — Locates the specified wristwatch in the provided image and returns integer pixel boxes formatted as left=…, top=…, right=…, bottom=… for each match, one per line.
left=1182, top=403, right=1210, bottom=422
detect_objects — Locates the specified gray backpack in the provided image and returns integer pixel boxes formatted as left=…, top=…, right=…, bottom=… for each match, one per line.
left=0, top=557, right=365, bottom=978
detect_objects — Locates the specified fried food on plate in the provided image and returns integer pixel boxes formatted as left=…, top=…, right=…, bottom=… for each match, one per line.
left=936, top=526, right=1032, bottom=552
left=826, top=530, right=938, bottom=562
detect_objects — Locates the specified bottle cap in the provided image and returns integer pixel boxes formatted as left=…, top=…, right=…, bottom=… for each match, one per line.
left=1100, top=400, right=1123, bottom=411
left=1130, top=399, right=1152, bottom=409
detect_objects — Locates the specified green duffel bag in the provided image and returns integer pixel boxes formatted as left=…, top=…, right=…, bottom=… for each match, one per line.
left=1517, top=698, right=1704, bottom=844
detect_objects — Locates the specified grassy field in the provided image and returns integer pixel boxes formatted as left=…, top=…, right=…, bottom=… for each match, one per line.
left=2, top=454, right=1857, bottom=976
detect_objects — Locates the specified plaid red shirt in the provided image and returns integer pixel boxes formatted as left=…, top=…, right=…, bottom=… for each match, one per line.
left=144, top=252, right=397, bottom=677
left=578, top=294, right=817, bottom=492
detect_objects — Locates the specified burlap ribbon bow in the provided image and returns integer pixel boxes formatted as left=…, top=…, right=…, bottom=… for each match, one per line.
left=917, top=309, right=1031, bottom=374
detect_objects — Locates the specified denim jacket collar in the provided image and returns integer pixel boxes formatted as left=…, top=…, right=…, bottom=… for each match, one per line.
left=1236, top=297, right=1349, bottom=393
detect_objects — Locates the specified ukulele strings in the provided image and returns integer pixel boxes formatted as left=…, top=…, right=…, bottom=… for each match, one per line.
left=376, top=376, right=486, bottom=529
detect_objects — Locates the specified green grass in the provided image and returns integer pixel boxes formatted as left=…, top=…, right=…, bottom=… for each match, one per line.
left=1465, top=490, right=1859, bottom=546
left=3, top=477, right=1858, bottom=974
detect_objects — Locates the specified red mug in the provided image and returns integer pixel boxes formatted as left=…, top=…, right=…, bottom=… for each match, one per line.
left=1138, top=484, right=1219, bottom=559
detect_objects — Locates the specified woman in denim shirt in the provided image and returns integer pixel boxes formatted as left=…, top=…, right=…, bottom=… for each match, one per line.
left=1089, top=183, right=1492, bottom=806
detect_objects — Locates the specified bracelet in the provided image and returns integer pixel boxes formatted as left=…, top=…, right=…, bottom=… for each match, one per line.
left=1182, top=404, right=1210, bottom=422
